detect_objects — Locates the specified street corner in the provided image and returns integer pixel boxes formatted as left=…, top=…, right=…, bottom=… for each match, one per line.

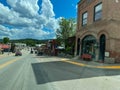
left=61, top=58, right=86, bottom=67
left=61, top=58, right=120, bottom=69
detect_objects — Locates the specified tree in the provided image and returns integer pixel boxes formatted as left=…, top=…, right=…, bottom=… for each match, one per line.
left=56, top=18, right=76, bottom=47
left=26, top=40, right=36, bottom=46
left=3, top=37, right=10, bottom=44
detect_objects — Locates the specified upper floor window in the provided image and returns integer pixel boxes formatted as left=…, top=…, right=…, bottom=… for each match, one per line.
left=94, top=3, right=102, bottom=21
left=82, top=12, right=88, bottom=26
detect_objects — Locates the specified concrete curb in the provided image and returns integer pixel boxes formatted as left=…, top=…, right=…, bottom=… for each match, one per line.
left=61, top=58, right=120, bottom=69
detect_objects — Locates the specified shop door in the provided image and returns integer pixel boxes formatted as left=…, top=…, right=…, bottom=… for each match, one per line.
left=77, top=38, right=80, bottom=55
left=99, top=35, right=106, bottom=61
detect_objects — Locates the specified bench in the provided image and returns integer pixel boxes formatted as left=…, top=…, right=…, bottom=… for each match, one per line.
left=81, top=54, right=92, bottom=60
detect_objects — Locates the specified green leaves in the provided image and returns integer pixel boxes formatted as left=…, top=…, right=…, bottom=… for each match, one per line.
left=56, top=18, right=76, bottom=45
left=3, top=37, right=9, bottom=44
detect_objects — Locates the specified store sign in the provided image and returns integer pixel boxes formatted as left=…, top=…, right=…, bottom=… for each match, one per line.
left=105, top=52, right=110, bottom=57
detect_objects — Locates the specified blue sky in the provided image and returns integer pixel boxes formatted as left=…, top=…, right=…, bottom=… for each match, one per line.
left=0, top=0, right=79, bottom=40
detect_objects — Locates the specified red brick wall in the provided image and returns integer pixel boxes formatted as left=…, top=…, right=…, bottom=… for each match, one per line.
left=108, top=50, right=120, bottom=63
left=106, top=0, right=120, bottom=20
left=77, top=0, right=120, bottom=30
left=106, top=39, right=120, bottom=62
left=77, top=0, right=103, bottom=30
left=76, top=0, right=120, bottom=60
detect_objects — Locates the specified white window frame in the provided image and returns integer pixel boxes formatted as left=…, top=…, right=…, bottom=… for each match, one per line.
left=94, top=3, right=102, bottom=21
left=82, top=12, right=88, bottom=26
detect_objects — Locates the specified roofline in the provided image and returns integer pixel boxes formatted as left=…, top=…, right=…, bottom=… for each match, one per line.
left=77, top=0, right=83, bottom=4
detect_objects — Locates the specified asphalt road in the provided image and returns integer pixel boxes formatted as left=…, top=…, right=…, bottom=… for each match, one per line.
left=0, top=50, right=120, bottom=90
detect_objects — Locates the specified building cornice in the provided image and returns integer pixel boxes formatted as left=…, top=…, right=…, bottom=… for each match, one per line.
left=77, top=0, right=83, bottom=5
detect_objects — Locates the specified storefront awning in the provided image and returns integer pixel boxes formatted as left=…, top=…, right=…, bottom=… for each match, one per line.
left=83, top=35, right=96, bottom=41
left=0, top=44, right=10, bottom=49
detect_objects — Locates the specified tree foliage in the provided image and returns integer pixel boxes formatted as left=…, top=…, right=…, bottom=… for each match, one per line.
left=25, top=40, right=36, bottom=46
left=3, top=37, right=9, bottom=44
left=10, top=39, right=49, bottom=46
left=56, top=18, right=76, bottom=46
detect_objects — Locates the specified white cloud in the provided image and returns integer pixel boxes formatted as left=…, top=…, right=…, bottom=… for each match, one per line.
left=45, top=18, right=59, bottom=30
left=0, top=24, right=54, bottom=40
left=0, top=25, right=12, bottom=38
left=9, top=27, right=51, bottom=39
left=0, top=0, right=59, bottom=40
left=7, top=0, right=39, bottom=18
left=76, top=5, right=78, bottom=10
left=0, top=3, right=35, bottom=27
left=41, top=0, right=55, bottom=18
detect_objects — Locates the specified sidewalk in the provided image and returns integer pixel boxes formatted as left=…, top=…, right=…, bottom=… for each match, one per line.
left=0, top=52, right=14, bottom=58
left=61, top=57, right=120, bottom=69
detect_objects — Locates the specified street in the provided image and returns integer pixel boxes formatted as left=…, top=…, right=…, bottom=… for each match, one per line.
left=0, top=50, right=120, bottom=90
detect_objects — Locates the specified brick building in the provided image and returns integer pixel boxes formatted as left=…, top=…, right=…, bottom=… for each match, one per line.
left=75, top=0, right=120, bottom=63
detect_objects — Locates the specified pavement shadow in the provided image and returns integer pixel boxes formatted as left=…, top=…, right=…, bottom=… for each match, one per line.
left=31, top=61, right=120, bottom=84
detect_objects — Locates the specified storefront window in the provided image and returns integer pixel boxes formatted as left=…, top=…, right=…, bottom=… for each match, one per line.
left=81, top=35, right=96, bottom=58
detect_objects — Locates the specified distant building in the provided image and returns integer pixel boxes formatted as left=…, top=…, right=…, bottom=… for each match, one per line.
left=15, top=43, right=26, bottom=50
left=47, top=40, right=58, bottom=56
left=0, top=44, right=10, bottom=53
left=35, top=44, right=46, bottom=47
left=75, top=0, right=120, bottom=63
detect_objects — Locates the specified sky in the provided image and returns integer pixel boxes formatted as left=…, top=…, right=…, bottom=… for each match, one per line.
left=0, top=0, right=79, bottom=40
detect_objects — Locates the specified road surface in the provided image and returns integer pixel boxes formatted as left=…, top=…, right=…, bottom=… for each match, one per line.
left=0, top=50, right=120, bottom=90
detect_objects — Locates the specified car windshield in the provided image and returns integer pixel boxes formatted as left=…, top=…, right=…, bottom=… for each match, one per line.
left=0, top=0, right=120, bottom=90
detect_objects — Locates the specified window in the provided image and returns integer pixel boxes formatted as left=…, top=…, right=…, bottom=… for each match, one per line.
left=82, top=12, right=88, bottom=26
left=94, top=3, right=102, bottom=21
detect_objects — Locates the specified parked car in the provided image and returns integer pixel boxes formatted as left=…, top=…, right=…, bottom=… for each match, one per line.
left=37, top=51, right=43, bottom=56
left=15, top=50, right=22, bottom=56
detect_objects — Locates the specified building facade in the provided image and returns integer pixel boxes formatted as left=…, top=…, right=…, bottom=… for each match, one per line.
left=75, top=0, right=120, bottom=63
